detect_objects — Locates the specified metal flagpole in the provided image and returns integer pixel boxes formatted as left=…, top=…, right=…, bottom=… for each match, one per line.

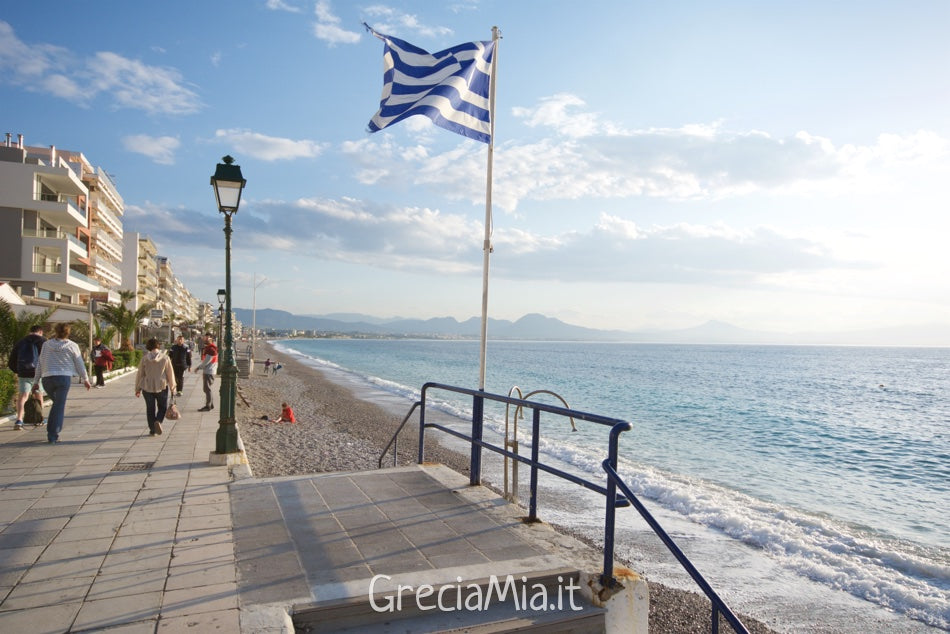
left=478, top=26, right=500, bottom=391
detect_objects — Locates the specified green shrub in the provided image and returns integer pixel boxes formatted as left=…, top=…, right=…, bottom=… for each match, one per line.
left=112, top=349, right=143, bottom=370
left=0, top=369, right=16, bottom=415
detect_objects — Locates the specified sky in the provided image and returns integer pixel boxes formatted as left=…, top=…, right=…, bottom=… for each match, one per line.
left=2, top=1, right=949, bottom=340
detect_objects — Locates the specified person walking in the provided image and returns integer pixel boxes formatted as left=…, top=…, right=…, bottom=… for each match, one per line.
left=195, top=332, right=218, bottom=411
left=30, top=322, right=91, bottom=443
left=6, top=324, right=46, bottom=430
left=90, top=337, right=112, bottom=388
left=168, top=335, right=192, bottom=397
left=134, top=338, right=177, bottom=436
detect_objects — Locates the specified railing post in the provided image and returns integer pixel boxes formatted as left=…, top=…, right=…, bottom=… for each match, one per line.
left=602, top=424, right=623, bottom=586
left=470, top=392, right=484, bottom=485
left=528, top=408, right=541, bottom=522
left=417, top=388, right=428, bottom=464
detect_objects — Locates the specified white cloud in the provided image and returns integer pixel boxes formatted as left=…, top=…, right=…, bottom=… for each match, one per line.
left=512, top=93, right=629, bottom=138
left=133, top=189, right=854, bottom=291
left=265, top=0, right=302, bottom=12
left=122, top=134, right=181, bottom=165
left=345, top=97, right=950, bottom=213
left=91, top=52, right=201, bottom=115
left=0, top=20, right=201, bottom=115
left=362, top=5, right=453, bottom=38
left=214, top=129, right=327, bottom=161
left=312, top=1, right=361, bottom=45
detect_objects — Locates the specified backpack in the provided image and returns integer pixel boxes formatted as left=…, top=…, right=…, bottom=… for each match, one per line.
left=16, top=340, right=39, bottom=378
left=24, top=394, right=44, bottom=426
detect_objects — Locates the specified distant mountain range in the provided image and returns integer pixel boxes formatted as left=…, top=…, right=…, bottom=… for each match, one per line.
left=232, top=308, right=950, bottom=347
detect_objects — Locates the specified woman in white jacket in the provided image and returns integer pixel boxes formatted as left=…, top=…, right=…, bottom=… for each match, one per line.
left=135, top=338, right=177, bottom=436
left=31, top=322, right=91, bottom=443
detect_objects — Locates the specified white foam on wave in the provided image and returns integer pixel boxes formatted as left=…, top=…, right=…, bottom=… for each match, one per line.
left=606, top=461, right=950, bottom=629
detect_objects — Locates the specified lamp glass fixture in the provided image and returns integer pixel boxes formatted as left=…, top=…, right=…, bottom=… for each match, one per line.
left=210, top=155, right=246, bottom=213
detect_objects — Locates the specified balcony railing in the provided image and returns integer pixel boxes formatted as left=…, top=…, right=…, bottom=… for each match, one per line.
left=38, top=192, right=80, bottom=206
left=92, top=228, right=123, bottom=260
left=93, top=203, right=123, bottom=237
left=31, top=264, right=96, bottom=286
left=22, top=228, right=86, bottom=252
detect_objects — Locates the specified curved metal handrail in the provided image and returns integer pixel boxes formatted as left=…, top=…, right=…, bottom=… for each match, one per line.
left=377, top=401, right=422, bottom=469
left=411, top=381, right=750, bottom=634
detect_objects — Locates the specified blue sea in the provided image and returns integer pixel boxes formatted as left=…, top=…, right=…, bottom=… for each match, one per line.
left=272, top=339, right=949, bottom=632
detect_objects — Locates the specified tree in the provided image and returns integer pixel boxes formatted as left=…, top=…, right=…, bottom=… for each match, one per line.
left=0, top=300, right=56, bottom=361
left=96, top=291, right=154, bottom=351
left=70, top=319, right=118, bottom=359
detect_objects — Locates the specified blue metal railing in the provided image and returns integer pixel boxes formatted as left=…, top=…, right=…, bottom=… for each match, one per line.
left=407, top=381, right=750, bottom=634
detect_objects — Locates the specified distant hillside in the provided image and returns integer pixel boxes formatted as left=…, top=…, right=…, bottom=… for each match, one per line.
left=232, top=309, right=950, bottom=346
left=233, top=309, right=629, bottom=340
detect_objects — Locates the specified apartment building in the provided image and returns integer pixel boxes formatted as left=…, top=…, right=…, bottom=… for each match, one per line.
left=0, top=135, right=98, bottom=318
left=156, top=256, right=200, bottom=324
left=2, top=133, right=203, bottom=336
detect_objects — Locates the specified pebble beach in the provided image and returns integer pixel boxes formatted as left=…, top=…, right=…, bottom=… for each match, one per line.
left=235, top=342, right=779, bottom=634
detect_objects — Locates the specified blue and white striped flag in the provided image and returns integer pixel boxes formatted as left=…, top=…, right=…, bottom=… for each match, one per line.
left=364, top=24, right=495, bottom=144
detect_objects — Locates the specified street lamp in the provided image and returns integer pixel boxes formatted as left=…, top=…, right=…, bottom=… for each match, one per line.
left=251, top=273, right=266, bottom=364
left=216, top=289, right=226, bottom=375
left=210, top=156, right=246, bottom=458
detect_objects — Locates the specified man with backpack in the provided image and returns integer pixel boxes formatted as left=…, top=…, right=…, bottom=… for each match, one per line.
left=6, top=325, right=46, bottom=430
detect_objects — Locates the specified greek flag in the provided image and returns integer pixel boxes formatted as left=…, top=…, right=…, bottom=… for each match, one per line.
left=364, top=24, right=495, bottom=144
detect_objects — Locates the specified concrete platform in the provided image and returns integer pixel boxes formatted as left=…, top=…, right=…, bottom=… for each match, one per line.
left=0, top=371, right=645, bottom=633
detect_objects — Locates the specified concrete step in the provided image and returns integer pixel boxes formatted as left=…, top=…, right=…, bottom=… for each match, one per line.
left=293, top=568, right=605, bottom=634
left=236, top=357, right=251, bottom=378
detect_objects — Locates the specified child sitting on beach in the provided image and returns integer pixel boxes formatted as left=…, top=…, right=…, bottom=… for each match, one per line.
left=272, top=402, right=296, bottom=424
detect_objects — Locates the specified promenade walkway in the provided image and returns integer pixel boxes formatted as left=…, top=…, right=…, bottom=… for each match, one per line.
left=0, top=371, right=632, bottom=633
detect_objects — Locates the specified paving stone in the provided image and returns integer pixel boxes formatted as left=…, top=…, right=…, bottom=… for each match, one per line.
left=0, top=575, right=93, bottom=610
left=71, top=591, right=162, bottom=631
left=157, top=608, right=240, bottom=632
left=0, top=529, right=58, bottom=549
left=87, top=569, right=168, bottom=601
left=160, top=581, right=238, bottom=618
left=0, top=600, right=82, bottom=634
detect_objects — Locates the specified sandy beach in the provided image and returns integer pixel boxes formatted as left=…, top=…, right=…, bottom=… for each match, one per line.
left=234, top=341, right=778, bottom=634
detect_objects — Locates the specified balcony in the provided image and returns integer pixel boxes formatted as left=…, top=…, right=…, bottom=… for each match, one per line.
left=32, top=191, right=88, bottom=228
left=22, top=228, right=88, bottom=255
left=89, top=167, right=124, bottom=213
left=91, top=256, right=122, bottom=287
left=92, top=202, right=123, bottom=238
left=30, top=262, right=98, bottom=294
left=92, top=227, right=123, bottom=261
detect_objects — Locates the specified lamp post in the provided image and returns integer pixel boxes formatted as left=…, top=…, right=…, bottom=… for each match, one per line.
left=210, top=156, right=246, bottom=458
left=216, top=289, right=226, bottom=376
left=251, top=273, right=266, bottom=363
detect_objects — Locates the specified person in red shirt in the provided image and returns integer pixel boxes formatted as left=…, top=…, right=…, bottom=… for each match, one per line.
left=196, top=333, right=218, bottom=412
left=274, top=402, right=296, bottom=423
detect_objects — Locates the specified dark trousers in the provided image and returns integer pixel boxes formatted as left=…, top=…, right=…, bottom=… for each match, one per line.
left=202, top=373, right=214, bottom=407
left=173, top=365, right=186, bottom=394
left=142, top=388, right=169, bottom=434
left=41, top=375, right=71, bottom=442
left=93, top=365, right=105, bottom=387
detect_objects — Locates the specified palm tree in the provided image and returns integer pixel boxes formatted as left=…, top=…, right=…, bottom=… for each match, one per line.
left=96, top=291, right=154, bottom=351
left=0, top=300, right=56, bottom=361
left=70, top=319, right=118, bottom=358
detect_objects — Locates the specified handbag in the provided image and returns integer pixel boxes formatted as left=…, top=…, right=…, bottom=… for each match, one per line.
left=24, top=393, right=45, bottom=426
left=166, top=393, right=181, bottom=420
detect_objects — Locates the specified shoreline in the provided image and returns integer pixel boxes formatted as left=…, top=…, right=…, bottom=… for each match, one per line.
left=235, top=341, right=780, bottom=634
